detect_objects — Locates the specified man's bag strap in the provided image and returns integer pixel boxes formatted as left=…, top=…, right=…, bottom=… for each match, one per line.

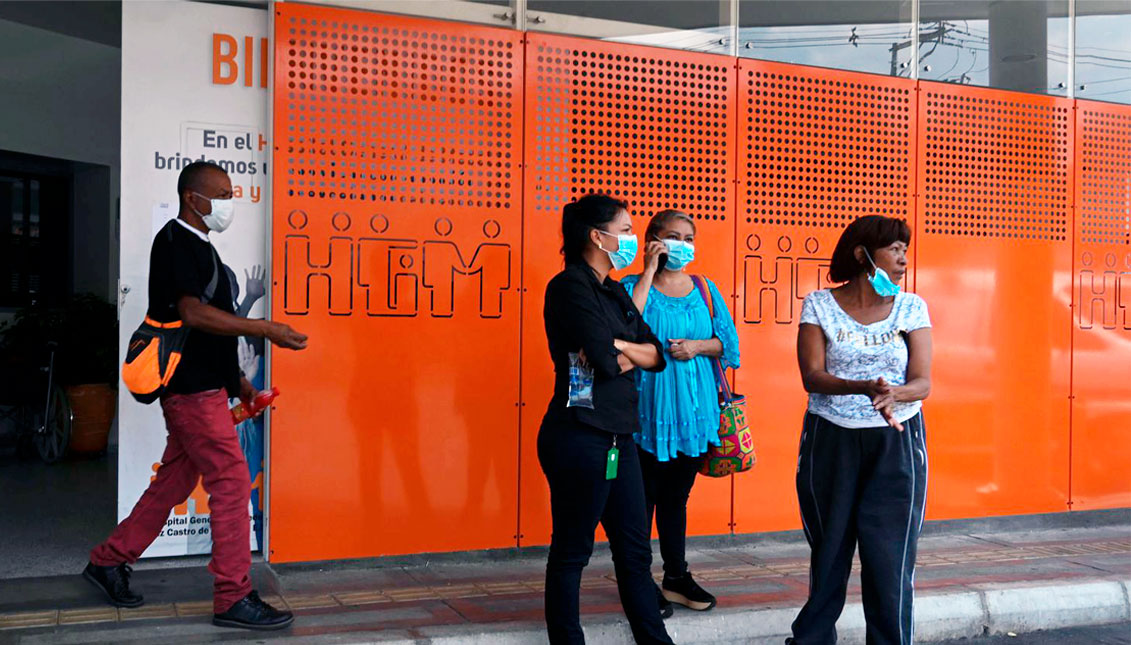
left=164, top=220, right=221, bottom=304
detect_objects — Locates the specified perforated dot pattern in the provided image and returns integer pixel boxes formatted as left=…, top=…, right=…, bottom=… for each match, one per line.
left=920, top=86, right=1071, bottom=242
left=527, top=34, right=733, bottom=221
left=280, top=11, right=521, bottom=211
left=739, top=61, right=915, bottom=228
left=1078, top=106, right=1131, bottom=246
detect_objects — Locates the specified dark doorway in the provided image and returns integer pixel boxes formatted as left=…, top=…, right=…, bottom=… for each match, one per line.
left=0, top=168, right=72, bottom=308
left=0, top=149, right=117, bottom=579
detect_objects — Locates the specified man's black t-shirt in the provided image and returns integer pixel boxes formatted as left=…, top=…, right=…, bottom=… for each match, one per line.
left=147, top=220, right=240, bottom=397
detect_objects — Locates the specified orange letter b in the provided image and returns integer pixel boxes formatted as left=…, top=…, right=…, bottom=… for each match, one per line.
left=213, top=34, right=238, bottom=85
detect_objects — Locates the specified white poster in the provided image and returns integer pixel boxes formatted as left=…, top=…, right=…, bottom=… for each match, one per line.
left=120, top=1, right=270, bottom=557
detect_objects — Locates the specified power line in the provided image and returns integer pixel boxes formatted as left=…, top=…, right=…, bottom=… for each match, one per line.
left=1077, top=74, right=1131, bottom=85
left=1076, top=45, right=1131, bottom=54
left=1085, top=87, right=1131, bottom=97
left=961, top=49, right=981, bottom=79
left=749, top=42, right=895, bottom=49
left=737, top=18, right=1131, bottom=78
left=937, top=45, right=965, bottom=78
left=745, top=32, right=911, bottom=44
left=740, top=24, right=912, bottom=35
left=1078, top=53, right=1131, bottom=63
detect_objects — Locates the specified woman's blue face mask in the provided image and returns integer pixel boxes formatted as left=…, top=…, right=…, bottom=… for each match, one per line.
left=660, top=238, right=695, bottom=271
left=597, top=230, right=638, bottom=271
left=863, top=248, right=901, bottom=296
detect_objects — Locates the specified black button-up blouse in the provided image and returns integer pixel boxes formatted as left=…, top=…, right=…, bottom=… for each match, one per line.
left=541, top=262, right=667, bottom=435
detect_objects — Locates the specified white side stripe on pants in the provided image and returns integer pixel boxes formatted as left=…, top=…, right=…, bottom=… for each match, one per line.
left=808, top=415, right=825, bottom=540
left=898, top=413, right=918, bottom=645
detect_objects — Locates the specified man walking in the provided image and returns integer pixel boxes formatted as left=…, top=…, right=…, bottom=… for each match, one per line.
left=84, top=161, right=308, bottom=631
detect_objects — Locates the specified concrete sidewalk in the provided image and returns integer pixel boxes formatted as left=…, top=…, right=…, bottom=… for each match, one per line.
left=0, top=517, right=1128, bottom=644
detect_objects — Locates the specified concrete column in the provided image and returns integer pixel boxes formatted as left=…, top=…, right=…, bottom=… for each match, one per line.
left=989, top=0, right=1049, bottom=93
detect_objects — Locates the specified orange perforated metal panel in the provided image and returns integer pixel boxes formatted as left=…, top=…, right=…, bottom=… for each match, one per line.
left=1071, top=101, right=1131, bottom=511
left=261, top=6, right=1123, bottom=565
left=916, top=82, right=1073, bottom=519
left=520, top=33, right=737, bottom=547
left=733, top=60, right=918, bottom=533
left=920, top=93, right=1071, bottom=242
left=270, top=3, right=524, bottom=562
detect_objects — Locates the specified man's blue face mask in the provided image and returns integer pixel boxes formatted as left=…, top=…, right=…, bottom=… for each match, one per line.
left=863, top=248, right=901, bottom=297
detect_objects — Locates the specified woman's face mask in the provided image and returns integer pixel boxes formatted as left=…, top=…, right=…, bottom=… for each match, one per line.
left=597, top=230, right=638, bottom=270
left=863, top=248, right=901, bottom=296
left=660, top=238, right=695, bottom=271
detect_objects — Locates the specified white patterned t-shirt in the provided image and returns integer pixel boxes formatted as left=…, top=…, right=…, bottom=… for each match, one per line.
left=799, top=289, right=932, bottom=428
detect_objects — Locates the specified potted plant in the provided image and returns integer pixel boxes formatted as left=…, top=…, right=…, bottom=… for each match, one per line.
left=58, top=294, right=118, bottom=455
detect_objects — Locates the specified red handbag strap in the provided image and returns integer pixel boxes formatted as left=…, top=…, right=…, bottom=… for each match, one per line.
left=690, top=275, right=734, bottom=403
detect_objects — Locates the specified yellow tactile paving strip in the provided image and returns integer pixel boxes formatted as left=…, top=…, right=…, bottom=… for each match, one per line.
left=0, top=610, right=58, bottom=630
left=120, top=604, right=177, bottom=621
left=58, top=607, right=119, bottom=625
left=1, top=540, right=1126, bottom=631
left=173, top=600, right=213, bottom=618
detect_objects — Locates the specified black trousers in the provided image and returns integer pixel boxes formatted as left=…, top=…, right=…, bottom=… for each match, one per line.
left=791, top=412, right=928, bottom=645
left=538, top=422, right=674, bottom=645
left=638, top=446, right=703, bottom=579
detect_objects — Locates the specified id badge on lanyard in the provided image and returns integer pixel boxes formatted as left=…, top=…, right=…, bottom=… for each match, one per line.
left=606, top=434, right=619, bottom=480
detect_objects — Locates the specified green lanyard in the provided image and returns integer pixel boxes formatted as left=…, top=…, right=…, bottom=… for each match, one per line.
left=606, top=435, right=619, bottom=480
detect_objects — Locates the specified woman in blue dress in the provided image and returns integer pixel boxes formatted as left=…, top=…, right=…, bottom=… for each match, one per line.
left=621, top=209, right=741, bottom=616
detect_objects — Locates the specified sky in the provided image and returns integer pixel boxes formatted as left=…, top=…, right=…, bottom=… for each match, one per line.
left=610, top=6, right=1131, bottom=104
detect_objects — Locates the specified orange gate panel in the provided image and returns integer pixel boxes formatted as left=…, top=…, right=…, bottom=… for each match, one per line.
left=261, top=6, right=1122, bottom=565
left=270, top=4, right=524, bottom=562
left=915, top=82, right=1073, bottom=519
left=1071, top=101, right=1131, bottom=511
left=519, top=33, right=737, bottom=546
left=733, top=59, right=919, bottom=533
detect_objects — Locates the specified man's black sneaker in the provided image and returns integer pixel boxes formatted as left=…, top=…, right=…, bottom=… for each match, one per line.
left=662, top=572, right=716, bottom=611
left=212, top=591, right=294, bottom=631
left=655, top=582, right=674, bottom=619
left=82, top=562, right=144, bottom=608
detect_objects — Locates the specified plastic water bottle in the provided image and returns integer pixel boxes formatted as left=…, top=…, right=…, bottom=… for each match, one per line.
left=231, top=386, right=280, bottom=423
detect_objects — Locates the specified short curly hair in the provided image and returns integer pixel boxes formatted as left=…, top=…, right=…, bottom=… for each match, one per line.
left=828, top=215, right=911, bottom=283
left=177, top=160, right=227, bottom=200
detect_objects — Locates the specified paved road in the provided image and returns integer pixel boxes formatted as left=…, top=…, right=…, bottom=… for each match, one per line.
left=939, top=622, right=1130, bottom=644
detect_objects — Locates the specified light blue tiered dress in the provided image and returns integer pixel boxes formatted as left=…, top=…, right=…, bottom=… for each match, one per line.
left=620, top=275, right=741, bottom=462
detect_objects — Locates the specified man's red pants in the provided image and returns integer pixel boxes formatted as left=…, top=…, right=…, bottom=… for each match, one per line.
left=90, top=389, right=252, bottom=613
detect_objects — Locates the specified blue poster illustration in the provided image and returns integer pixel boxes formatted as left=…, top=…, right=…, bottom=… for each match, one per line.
left=225, top=263, right=267, bottom=550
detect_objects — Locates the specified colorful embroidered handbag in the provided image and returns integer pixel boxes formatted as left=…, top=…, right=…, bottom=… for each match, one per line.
left=691, top=276, right=755, bottom=477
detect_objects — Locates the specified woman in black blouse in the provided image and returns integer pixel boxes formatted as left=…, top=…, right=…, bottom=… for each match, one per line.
left=539, top=194, right=675, bottom=645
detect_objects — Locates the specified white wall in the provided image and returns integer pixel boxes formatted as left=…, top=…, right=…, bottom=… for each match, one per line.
left=0, top=17, right=120, bottom=304
left=117, top=0, right=269, bottom=555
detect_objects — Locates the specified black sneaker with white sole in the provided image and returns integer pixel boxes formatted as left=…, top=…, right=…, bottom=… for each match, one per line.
left=662, top=571, right=716, bottom=611
left=212, top=590, right=295, bottom=631
left=82, top=562, right=144, bottom=608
